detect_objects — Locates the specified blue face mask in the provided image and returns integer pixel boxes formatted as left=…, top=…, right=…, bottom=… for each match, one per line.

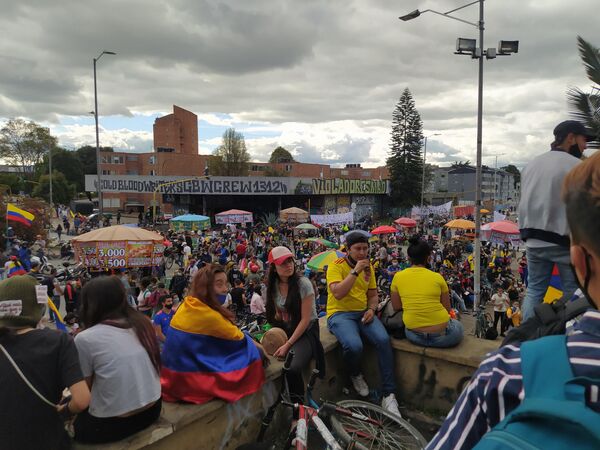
left=217, top=293, right=228, bottom=305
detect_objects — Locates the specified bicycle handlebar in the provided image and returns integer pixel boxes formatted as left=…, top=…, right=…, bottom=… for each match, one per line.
left=283, top=350, right=295, bottom=371
left=307, top=369, right=320, bottom=390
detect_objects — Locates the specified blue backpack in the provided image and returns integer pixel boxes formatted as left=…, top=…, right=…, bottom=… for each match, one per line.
left=474, top=335, right=600, bottom=450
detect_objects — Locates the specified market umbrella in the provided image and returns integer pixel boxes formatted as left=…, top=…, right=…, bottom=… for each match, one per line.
left=72, top=225, right=165, bottom=269
left=215, top=209, right=253, bottom=224
left=279, top=207, right=309, bottom=223
left=306, top=237, right=339, bottom=249
left=170, top=214, right=210, bottom=231
left=444, top=219, right=476, bottom=229
left=307, top=250, right=346, bottom=271
left=73, top=225, right=163, bottom=243
left=394, top=217, right=417, bottom=227
left=481, top=220, right=519, bottom=234
left=295, top=223, right=318, bottom=231
left=371, top=225, right=398, bottom=235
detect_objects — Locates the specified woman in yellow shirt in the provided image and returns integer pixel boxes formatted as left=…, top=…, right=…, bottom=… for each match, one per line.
left=390, top=237, right=464, bottom=348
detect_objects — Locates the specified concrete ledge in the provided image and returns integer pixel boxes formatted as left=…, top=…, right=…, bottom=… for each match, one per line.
left=73, top=318, right=499, bottom=449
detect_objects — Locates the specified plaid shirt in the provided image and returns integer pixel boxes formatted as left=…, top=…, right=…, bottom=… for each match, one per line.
left=427, top=309, right=600, bottom=450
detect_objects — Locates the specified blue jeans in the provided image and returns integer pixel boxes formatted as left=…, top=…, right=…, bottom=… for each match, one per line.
left=405, top=319, right=464, bottom=348
left=327, top=311, right=396, bottom=396
left=522, top=246, right=578, bottom=321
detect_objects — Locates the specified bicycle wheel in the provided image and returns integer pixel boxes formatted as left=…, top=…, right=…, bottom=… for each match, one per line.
left=330, top=400, right=427, bottom=450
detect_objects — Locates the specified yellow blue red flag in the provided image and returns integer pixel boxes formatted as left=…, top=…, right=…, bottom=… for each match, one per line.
left=7, top=203, right=35, bottom=227
left=160, top=296, right=264, bottom=404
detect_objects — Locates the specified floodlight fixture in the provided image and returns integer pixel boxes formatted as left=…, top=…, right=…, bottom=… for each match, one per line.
left=456, top=38, right=477, bottom=54
left=399, top=9, right=421, bottom=21
left=498, top=40, right=519, bottom=55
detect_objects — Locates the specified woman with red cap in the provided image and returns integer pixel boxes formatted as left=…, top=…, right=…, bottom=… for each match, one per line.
left=265, top=246, right=325, bottom=403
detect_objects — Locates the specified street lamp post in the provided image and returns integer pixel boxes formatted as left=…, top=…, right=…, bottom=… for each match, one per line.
left=420, top=133, right=441, bottom=209
left=93, top=50, right=116, bottom=216
left=400, top=1, right=518, bottom=310
left=48, top=146, right=53, bottom=208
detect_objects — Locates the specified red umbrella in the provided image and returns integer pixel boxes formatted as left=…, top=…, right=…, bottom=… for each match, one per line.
left=371, top=225, right=398, bottom=235
left=394, top=217, right=417, bottom=227
left=482, top=220, right=519, bottom=234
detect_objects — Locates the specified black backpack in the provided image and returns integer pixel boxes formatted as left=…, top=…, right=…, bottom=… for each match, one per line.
left=501, top=295, right=590, bottom=347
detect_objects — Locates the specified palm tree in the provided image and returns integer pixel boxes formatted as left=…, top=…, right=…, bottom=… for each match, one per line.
left=567, top=36, right=600, bottom=147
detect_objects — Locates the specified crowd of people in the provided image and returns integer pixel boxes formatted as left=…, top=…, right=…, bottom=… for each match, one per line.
left=1, top=121, right=597, bottom=449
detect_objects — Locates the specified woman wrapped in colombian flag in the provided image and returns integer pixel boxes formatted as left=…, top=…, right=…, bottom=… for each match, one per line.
left=161, top=264, right=266, bottom=404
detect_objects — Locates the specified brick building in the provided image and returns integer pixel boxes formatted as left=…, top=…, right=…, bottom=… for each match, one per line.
left=96, top=105, right=390, bottom=219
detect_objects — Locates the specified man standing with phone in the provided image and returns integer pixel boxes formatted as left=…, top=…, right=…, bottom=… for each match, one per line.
left=327, top=231, right=400, bottom=417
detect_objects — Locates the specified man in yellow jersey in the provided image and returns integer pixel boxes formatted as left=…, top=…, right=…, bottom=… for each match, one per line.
left=327, top=231, right=400, bottom=417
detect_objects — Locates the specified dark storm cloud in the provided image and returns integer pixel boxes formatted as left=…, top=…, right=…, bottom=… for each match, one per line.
left=0, top=0, right=598, bottom=164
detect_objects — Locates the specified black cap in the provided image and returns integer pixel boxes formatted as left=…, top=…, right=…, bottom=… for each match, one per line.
left=553, top=120, right=596, bottom=142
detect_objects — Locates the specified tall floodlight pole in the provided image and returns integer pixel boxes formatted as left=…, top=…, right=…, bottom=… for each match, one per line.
left=420, top=133, right=441, bottom=209
left=93, top=50, right=116, bottom=215
left=400, top=0, right=518, bottom=310
left=48, top=146, right=53, bottom=208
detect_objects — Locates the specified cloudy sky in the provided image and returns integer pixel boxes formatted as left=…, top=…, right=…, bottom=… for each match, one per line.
left=1, top=0, right=598, bottom=169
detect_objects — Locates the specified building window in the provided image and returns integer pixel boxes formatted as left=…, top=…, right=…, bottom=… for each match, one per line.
left=362, top=171, right=371, bottom=177
left=126, top=155, right=138, bottom=161
left=101, top=170, right=115, bottom=175
left=341, top=170, right=349, bottom=176
left=149, top=170, right=156, bottom=176
left=112, top=156, right=124, bottom=164
left=251, top=165, right=265, bottom=172
left=126, top=170, right=139, bottom=175
left=101, top=156, right=109, bottom=164
left=149, top=156, right=156, bottom=165
left=285, top=164, right=293, bottom=172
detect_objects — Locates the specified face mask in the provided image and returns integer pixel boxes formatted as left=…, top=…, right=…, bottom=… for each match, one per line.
left=568, top=143, right=583, bottom=159
left=570, top=247, right=595, bottom=308
left=217, top=293, right=228, bottom=305
left=164, top=303, right=173, bottom=309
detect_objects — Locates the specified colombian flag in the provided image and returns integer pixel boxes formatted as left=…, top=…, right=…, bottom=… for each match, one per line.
left=47, top=297, right=68, bottom=332
left=7, top=203, right=35, bottom=227
left=160, top=296, right=265, bottom=404
left=544, top=264, right=563, bottom=304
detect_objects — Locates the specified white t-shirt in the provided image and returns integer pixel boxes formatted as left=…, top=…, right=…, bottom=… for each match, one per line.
left=492, top=293, right=509, bottom=313
left=250, top=293, right=266, bottom=315
left=75, top=324, right=161, bottom=417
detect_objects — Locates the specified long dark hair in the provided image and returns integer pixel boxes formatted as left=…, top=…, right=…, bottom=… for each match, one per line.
left=189, top=264, right=235, bottom=322
left=79, top=276, right=161, bottom=374
left=407, top=235, right=431, bottom=266
left=265, top=264, right=302, bottom=334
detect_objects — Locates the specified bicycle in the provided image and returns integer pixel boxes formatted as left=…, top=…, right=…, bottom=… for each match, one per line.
left=473, top=286, right=494, bottom=339
left=256, top=352, right=427, bottom=449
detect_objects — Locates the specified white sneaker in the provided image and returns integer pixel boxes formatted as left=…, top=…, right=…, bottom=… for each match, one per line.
left=351, top=374, right=369, bottom=397
left=382, top=393, right=402, bottom=418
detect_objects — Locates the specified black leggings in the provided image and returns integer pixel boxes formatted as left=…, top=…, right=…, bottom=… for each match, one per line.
left=74, top=399, right=162, bottom=444
left=493, top=311, right=508, bottom=335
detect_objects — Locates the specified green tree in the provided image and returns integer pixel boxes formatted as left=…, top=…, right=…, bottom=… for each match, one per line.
left=0, top=173, right=24, bottom=194
left=211, top=128, right=250, bottom=176
left=269, top=146, right=295, bottom=163
left=567, top=36, right=600, bottom=144
left=386, top=88, right=424, bottom=207
left=36, top=147, right=84, bottom=191
left=0, top=119, right=57, bottom=176
left=501, top=164, right=521, bottom=189
left=32, top=171, right=76, bottom=204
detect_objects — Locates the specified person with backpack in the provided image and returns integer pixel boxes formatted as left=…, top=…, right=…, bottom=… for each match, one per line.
left=426, top=149, right=600, bottom=449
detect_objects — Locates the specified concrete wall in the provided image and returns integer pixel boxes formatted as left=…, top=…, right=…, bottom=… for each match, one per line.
left=72, top=319, right=499, bottom=450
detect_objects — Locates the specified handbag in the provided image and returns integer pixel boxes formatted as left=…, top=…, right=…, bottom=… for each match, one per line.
left=378, top=299, right=405, bottom=339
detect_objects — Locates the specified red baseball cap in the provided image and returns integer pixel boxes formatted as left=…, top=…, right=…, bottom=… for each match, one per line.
left=268, top=246, right=294, bottom=265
